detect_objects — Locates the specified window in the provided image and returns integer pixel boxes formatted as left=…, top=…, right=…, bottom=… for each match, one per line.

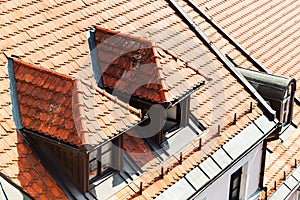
left=164, top=104, right=180, bottom=132
left=229, top=167, right=243, bottom=200
left=89, top=141, right=113, bottom=181
left=282, top=86, right=292, bottom=125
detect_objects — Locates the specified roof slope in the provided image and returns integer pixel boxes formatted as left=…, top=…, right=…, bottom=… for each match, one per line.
left=95, top=27, right=208, bottom=103
left=260, top=104, right=300, bottom=198
left=11, top=59, right=141, bottom=147
left=195, top=0, right=300, bottom=97
left=0, top=0, right=268, bottom=199
left=0, top=131, right=67, bottom=199
left=187, top=0, right=300, bottom=198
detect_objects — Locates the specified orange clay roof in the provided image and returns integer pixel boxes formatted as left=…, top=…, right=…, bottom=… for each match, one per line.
left=0, top=131, right=67, bottom=199
left=194, top=0, right=300, bottom=97
left=0, top=0, right=267, bottom=199
left=12, top=59, right=141, bottom=147
left=187, top=0, right=299, bottom=198
left=95, top=27, right=208, bottom=103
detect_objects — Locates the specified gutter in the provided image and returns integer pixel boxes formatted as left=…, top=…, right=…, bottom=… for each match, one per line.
left=184, top=0, right=269, bottom=73
left=167, top=78, right=212, bottom=109
left=165, top=0, right=276, bottom=120
left=183, top=0, right=300, bottom=106
left=259, top=140, right=268, bottom=189
left=269, top=171, right=300, bottom=200
left=188, top=121, right=281, bottom=199
left=88, top=115, right=149, bottom=152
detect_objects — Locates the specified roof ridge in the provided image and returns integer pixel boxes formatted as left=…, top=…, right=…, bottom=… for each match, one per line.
left=12, top=58, right=74, bottom=82
left=186, top=63, right=210, bottom=80
left=151, top=44, right=168, bottom=102
left=79, top=78, right=142, bottom=118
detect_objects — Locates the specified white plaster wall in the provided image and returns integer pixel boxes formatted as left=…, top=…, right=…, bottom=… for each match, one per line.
left=195, top=143, right=263, bottom=200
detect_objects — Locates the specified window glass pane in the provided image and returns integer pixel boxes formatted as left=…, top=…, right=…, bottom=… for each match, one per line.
left=100, top=142, right=112, bottom=172
left=89, top=141, right=113, bottom=180
left=89, top=150, right=97, bottom=160
left=167, top=105, right=177, bottom=121
left=232, top=177, right=240, bottom=189
left=89, top=160, right=98, bottom=180
left=231, top=189, right=238, bottom=199
left=229, top=167, right=242, bottom=200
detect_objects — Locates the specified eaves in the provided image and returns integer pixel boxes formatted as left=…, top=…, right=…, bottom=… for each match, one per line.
left=156, top=114, right=279, bottom=199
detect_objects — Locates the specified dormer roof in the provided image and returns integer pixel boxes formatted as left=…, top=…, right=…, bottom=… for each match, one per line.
left=9, top=59, right=141, bottom=148
left=94, top=27, right=209, bottom=103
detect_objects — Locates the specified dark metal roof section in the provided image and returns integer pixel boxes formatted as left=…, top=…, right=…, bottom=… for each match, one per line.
left=165, top=0, right=276, bottom=120
left=237, top=67, right=296, bottom=101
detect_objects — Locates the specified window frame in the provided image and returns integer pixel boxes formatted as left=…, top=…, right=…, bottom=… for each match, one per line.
left=88, top=141, right=115, bottom=182
left=229, top=167, right=243, bottom=200
left=282, top=86, right=292, bottom=125
left=165, top=104, right=181, bottom=132
left=161, top=97, right=190, bottom=142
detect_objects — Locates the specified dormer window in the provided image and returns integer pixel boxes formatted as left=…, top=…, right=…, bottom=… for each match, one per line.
left=89, top=141, right=113, bottom=181
left=161, top=97, right=190, bottom=143
left=164, top=104, right=181, bottom=132
left=237, top=67, right=296, bottom=127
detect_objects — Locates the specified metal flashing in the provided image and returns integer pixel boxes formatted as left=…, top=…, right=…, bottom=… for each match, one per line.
left=156, top=177, right=196, bottom=200
left=183, top=114, right=278, bottom=199
left=185, top=167, right=210, bottom=190
left=166, top=0, right=276, bottom=120
left=198, top=157, right=221, bottom=179
left=87, top=29, right=103, bottom=88
left=284, top=176, right=298, bottom=191
left=7, top=58, right=22, bottom=129
left=269, top=162, right=300, bottom=200
left=222, top=122, right=264, bottom=160
left=237, top=67, right=296, bottom=100
left=184, top=0, right=269, bottom=72
left=253, top=115, right=277, bottom=134
left=0, top=175, right=31, bottom=200
left=211, top=148, right=233, bottom=169
left=269, top=184, right=291, bottom=200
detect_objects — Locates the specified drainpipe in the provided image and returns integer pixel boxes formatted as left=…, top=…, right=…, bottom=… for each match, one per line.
left=87, top=29, right=103, bottom=88
left=259, top=140, right=268, bottom=189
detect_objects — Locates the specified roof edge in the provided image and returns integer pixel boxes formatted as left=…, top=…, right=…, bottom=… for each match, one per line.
left=12, top=58, right=74, bottom=81
left=79, top=78, right=142, bottom=118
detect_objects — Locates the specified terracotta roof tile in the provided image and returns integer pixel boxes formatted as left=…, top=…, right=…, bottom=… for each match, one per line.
left=182, top=1, right=300, bottom=198
left=94, top=27, right=208, bottom=103
left=260, top=104, right=300, bottom=198
left=109, top=103, right=261, bottom=199
left=123, top=130, right=157, bottom=169
left=12, top=59, right=141, bottom=147
left=196, top=0, right=300, bottom=98
left=0, top=0, right=270, bottom=198
left=0, top=132, right=67, bottom=199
